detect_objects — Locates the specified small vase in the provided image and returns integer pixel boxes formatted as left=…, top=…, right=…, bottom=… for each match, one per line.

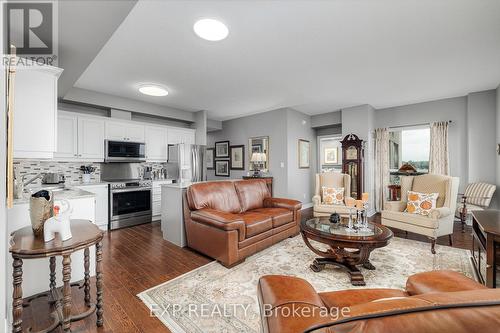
left=82, top=174, right=91, bottom=183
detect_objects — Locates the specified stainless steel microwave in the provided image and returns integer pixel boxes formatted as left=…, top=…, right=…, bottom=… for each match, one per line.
left=104, top=140, right=146, bottom=162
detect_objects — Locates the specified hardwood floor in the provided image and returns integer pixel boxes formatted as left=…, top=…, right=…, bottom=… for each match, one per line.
left=19, top=209, right=472, bottom=332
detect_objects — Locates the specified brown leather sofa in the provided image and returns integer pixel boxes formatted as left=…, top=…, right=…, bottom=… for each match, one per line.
left=183, top=179, right=302, bottom=267
left=258, top=270, right=500, bottom=333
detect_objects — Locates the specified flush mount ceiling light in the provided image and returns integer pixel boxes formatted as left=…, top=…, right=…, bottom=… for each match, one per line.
left=138, top=84, right=168, bottom=97
left=193, top=18, right=229, bottom=41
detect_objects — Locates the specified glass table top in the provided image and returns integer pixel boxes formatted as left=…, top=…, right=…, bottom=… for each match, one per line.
left=304, top=217, right=383, bottom=238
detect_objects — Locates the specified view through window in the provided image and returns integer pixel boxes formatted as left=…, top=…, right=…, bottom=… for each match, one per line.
left=389, top=127, right=430, bottom=183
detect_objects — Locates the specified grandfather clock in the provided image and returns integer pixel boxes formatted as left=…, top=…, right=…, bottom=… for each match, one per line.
left=341, top=133, right=364, bottom=199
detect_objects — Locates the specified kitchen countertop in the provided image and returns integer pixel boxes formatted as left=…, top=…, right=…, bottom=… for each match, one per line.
left=14, top=187, right=96, bottom=205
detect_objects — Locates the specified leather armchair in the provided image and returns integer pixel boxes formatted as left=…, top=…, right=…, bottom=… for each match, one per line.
left=313, top=172, right=352, bottom=217
left=184, top=179, right=302, bottom=267
left=381, top=174, right=459, bottom=254
left=258, top=270, right=500, bottom=333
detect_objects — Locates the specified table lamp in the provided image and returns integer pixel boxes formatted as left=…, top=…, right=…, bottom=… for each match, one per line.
left=250, top=152, right=266, bottom=176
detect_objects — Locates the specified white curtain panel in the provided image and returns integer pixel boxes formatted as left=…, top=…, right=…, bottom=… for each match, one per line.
left=429, top=121, right=450, bottom=175
left=374, top=128, right=389, bottom=212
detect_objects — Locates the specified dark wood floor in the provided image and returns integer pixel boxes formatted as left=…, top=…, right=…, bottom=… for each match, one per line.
left=19, top=209, right=472, bottom=332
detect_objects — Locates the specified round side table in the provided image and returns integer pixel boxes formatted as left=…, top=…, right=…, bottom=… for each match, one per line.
left=9, top=219, right=104, bottom=333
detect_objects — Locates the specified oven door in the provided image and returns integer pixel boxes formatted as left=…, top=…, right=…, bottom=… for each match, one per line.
left=105, top=140, right=146, bottom=162
left=110, top=188, right=152, bottom=228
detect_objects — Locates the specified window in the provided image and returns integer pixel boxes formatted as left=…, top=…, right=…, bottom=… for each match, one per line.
left=389, top=127, right=430, bottom=182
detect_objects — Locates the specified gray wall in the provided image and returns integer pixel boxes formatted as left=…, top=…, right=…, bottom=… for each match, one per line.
left=467, top=90, right=497, bottom=186
left=193, top=110, right=207, bottom=145
left=315, top=124, right=342, bottom=137
left=207, top=108, right=317, bottom=202
left=497, top=84, right=500, bottom=206
left=374, top=96, right=468, bottom=191
left=207, top=108, right=289, bottom=197
left=311, top=111, right=341, bottom=128
left=286, top=109, right=317, bottom=202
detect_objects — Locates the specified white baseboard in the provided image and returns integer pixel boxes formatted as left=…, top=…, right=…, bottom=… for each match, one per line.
left=301, top=202, right=313, bottom=209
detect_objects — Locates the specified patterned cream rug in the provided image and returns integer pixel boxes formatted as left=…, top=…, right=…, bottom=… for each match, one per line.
left=138, top=236, right=474, bottom=333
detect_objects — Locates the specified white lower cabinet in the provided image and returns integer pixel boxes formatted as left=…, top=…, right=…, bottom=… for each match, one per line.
left=75, top=184, right=108, bottom=230
left=152, top=180, right=172, bottom=220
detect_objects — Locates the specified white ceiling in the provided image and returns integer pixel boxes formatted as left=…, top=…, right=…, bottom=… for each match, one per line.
left=73, top=0, right=500, bottom=120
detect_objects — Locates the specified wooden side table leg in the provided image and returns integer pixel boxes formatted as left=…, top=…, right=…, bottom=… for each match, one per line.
left=49, top=256, right=56, bottom=289
left=12, top=257, right=23, bottom=333
left=62, top=255, right=72, bottom=332
left=84, top=248, right=90, bottom=307
left=96, top=242, right=103, bottom=327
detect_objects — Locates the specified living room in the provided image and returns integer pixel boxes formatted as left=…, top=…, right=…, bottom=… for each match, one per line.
left=1, top=0, right=500, bottom=332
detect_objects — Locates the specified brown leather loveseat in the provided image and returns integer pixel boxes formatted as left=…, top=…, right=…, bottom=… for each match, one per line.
left=183, top=179, right=302, bottom=267
left=258, top=270, right=500, bottom=333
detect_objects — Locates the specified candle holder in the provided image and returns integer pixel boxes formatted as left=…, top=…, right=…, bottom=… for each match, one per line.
left=359, top=202, right=371, bottom=232
left=355, top=209, right=363, bottom=228
left=346, top=206, right=356, bottom=232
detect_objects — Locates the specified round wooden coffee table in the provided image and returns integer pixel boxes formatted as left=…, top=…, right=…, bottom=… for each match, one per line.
left=300, top=217, right=393, bottom=286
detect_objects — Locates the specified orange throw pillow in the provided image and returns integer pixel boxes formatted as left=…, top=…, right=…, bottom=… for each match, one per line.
left=322, top=187, right=344, bottom=205
left=406, top=191, right=439, bottom=216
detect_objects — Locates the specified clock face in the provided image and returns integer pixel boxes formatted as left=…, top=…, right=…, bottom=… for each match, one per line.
left=346, top=146, right=358, bottom=160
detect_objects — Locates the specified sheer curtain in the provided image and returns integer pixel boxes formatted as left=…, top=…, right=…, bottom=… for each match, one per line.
left=429, top=121, right=449, bottom=175
left=374, top=128, right=389, bottom=212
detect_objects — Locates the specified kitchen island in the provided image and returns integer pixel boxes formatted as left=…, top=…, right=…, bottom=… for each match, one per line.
left=161, top=182, right=193, bottom=247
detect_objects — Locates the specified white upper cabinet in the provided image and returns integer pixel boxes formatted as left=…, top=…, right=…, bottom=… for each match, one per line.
left=77, top=117, right=105, bottom=159
left=54, top=113, right=78, bottom=159
left=55, top=112, right=105, bottom=161
left=105, top=120, right=145, bottom=142
left=13, top=65, right=63, bottom=159
left=167, top=128, right=195, bottom=145
left=145, top=126, right=167, bottom=161
left=126, top=123, right=145, bottom=142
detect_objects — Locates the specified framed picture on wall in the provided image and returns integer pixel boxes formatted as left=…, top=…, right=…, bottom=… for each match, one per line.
left=215, top=141, right=230, bottom=158
left=324, top=147, right=338, bottom=164
left=298, top=139, right=310, bottom=168
left=230, top=145, right=245, bottom=170
left=215, top=160, right=230, bottom=177
left=206, top=148, right=215, bottom=170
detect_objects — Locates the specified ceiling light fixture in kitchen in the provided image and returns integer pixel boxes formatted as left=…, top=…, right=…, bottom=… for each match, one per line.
left=193, top=18, right=229, bottom=41
left=138, top=84, right=168, bottom=97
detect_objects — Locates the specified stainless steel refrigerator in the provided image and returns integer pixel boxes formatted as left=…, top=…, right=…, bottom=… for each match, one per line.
left=168, top=144, right=207, bottom=183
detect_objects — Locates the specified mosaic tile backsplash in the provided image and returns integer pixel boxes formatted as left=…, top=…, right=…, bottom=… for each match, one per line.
left=14, top=160, right=169, bottom=186
left=14, top=160, right=102, bottom=185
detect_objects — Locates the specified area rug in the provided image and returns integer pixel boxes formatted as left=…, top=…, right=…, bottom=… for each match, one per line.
left=138, top=236, right=473, bottom=333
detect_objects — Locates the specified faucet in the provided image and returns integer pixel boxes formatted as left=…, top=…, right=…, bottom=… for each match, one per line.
left=23, top=173, right=44, bottom=186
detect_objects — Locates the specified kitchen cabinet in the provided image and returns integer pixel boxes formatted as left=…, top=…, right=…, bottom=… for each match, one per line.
left=75, top=184, right=108, bottom=230
left=55, top=113, right=78, bottom=159
left=13, top=65, right=63, bottom=159
left=78, top=117, right=105, bottom=159
left=153, top=180, right=172, bottom=220
left=145, top=126, right=168, bottom=161
left=167, top=128, right=195, bottom=145
left=105, top=120, right=145, bottom=142
left=55, top=112, right=105, bottom=161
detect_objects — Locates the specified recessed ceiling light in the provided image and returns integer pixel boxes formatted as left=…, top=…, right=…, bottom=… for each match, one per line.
left=138, top=84, right=168, bottom=97
left=193, top=19, right=228, bottom=41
